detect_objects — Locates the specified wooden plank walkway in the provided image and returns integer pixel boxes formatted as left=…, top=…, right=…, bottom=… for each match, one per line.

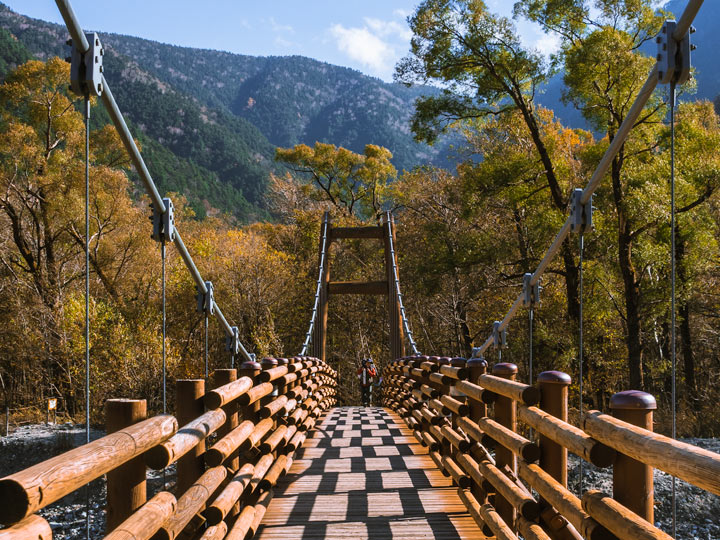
left=256, top=406, right=486, bottom=540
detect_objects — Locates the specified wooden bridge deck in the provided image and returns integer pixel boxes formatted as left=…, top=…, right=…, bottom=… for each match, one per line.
left=256, top=406, right=485, bottom=540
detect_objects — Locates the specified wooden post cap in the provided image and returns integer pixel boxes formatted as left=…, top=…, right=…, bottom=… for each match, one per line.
left=260, top=358, right=278, bottom=369
left=240, top=361, right=261, bottom=370
left=492, top=363, right=518, bottom=376
left=451, top=357, right=467, bottom=367
left=276, top=357, right=289, bottom=365
left=537, top=371, right=571, bottom=385
left=609, top=391, right=657, bottom=410
left=467, top=358, right=487, bottom=368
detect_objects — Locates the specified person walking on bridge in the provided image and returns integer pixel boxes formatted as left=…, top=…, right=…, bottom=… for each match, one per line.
left=357, top=358, right=377, bottom=407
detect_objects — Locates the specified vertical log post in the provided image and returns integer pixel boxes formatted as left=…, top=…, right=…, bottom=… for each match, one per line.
left=610, top=390, right=656, bottom=522
left=467, top=357, right=487, bottom=504
left=313, top=212, right=330, bottom=363
left=213, top=368, right=239, bottom=519
left=176, top=379, right=206, bottom=496
left=492, top=362, right=518, bottom=530
left=105, top=399, right=147, bottom=533
left=538, top=371, right=571, bottom=486
left=277, top=358, right=289, bottom=425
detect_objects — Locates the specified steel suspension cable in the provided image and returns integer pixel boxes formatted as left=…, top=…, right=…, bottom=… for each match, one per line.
left=670, top=82, right=677, bottom=539
left=385, top=213, right=420, bottom=356
left=83, top=95, right=91, bottom=540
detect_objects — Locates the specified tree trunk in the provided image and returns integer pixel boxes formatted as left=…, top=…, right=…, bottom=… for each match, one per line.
left=675, top=225, right=698, bottom=406
left=611, top=151, right=644, bottom=390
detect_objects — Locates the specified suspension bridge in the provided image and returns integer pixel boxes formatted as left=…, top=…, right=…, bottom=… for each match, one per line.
left=0, top=0, right=719, bottom=539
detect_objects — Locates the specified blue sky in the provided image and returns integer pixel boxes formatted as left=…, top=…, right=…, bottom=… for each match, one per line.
left=3, top=1, right=559, bottom=82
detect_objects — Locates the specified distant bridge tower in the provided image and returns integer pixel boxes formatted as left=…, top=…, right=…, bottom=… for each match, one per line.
left=312, top=211, right=405, bottom=362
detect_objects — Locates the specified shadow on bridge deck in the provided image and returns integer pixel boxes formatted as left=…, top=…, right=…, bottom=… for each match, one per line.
left=256, top=406, right=486, bottom=540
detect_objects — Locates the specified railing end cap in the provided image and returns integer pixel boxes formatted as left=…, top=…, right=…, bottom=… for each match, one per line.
left=609, top=390, right=657, bottom=410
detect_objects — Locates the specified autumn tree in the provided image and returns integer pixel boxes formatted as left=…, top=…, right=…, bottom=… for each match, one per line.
left=275, top=142, right=396, bottom=221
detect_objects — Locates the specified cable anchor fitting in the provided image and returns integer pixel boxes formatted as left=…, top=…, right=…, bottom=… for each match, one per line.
left=656, top=20, right=692, bottom=86
left=492, top=321, right=507, bottom=349
left=197, top=281, right=214, bottom=316
left=522, top=273, right=541, bottom=307
left=570, top=188, right=594, bottom=233
left=67, top=32, right=104, bottom=97
left=149, top=197, right=176, bottom=243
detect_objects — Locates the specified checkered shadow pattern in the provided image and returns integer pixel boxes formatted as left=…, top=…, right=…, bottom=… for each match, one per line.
left=255, top=407, right=486, bottom=540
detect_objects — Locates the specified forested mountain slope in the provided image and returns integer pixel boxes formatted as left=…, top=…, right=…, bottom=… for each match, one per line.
left=0, top=3, right=451, bottom=220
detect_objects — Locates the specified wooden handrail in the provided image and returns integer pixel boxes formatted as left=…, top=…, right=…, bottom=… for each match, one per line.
left=583, top=410, right=720, bottom=496
left=0, top=414, right=177, bottom=524
left=518, top=405, right=614, bottom=467
left=582, top=490, right=673, bottom=540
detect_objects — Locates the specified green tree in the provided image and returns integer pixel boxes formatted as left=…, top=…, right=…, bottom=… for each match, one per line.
left=396, top=0, right=583, bottom=327
left=275, top=142, right=396, bottom=220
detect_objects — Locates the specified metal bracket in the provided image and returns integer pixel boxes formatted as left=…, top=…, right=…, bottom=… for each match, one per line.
left=150, top=198, right=176, bottom=243
left=226, top=326, right=240, bottom=355
left=570, top=189, right=593, bottom=233
left=656, top=20, right=693, bottom=86
left=197, top=281, right=214, bottom=315
left=492, top=321, right=507, bottom=349
left=68, top=32, right=104, bottom=97
left=522, top=273, right=541, bottom=307
left=470, top=347, right=484, bottom=360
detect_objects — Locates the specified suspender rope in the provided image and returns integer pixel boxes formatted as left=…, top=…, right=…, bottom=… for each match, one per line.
left=161, top=239, right=167, bottom=414
left=204, top=314, right=209, bottom=379
left=83, top=95, right=91, bottom=540
left=528, top=308, right=533, bottom=385
left=670, top=81, right=677, bottom=539
left=578, top=232, right=585, bottom=496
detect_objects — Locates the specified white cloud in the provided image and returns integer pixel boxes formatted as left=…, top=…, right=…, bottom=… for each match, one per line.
left=533, top=32, right=561, bottom=56
left=393, top=8, right=411, bottom=19
left=269, top=17, right=294, bottom=34
left=330, top=23, right=394, bottom=74
left=364, top=17, right=413, bottom=41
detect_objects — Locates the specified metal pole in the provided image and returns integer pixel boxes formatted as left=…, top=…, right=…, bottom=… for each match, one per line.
left=204, top=315, right=209, bottom=379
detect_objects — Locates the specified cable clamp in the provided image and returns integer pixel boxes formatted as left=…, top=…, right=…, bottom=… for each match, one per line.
left=67, top=32, right=104, bottom=97
left=149, top=197, right=176, bottom=242
left=226, top=326, right=240, bottom=354
left=492, top=321, right=507, bottom=349
left=522, top=273, right=541, bottom=307
left=656, top=20, right=693, bottom=85
left=197, top=281, right=214, bottom=315
left=570, top=188, right=593, bottom=233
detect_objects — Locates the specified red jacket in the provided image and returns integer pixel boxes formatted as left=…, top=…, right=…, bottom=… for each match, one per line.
left=357, top=366, right=377, bottom=387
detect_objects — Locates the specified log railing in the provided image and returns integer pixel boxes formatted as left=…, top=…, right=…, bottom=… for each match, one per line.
left=383, top=356, right=720, bottom=540
left=0, top=356, right=337, bottom=540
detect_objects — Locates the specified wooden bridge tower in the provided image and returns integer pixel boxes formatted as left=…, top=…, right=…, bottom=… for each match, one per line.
left=312, top=211, right=405, bottom=362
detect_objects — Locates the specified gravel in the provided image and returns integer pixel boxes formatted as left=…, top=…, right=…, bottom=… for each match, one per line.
left=0, top=423, right=718, bottom=539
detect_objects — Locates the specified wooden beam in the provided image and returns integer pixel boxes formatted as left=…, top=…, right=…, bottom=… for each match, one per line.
left=328, top=280, right=388, bottom=295
left=329, top=226, right=384, bottom=240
